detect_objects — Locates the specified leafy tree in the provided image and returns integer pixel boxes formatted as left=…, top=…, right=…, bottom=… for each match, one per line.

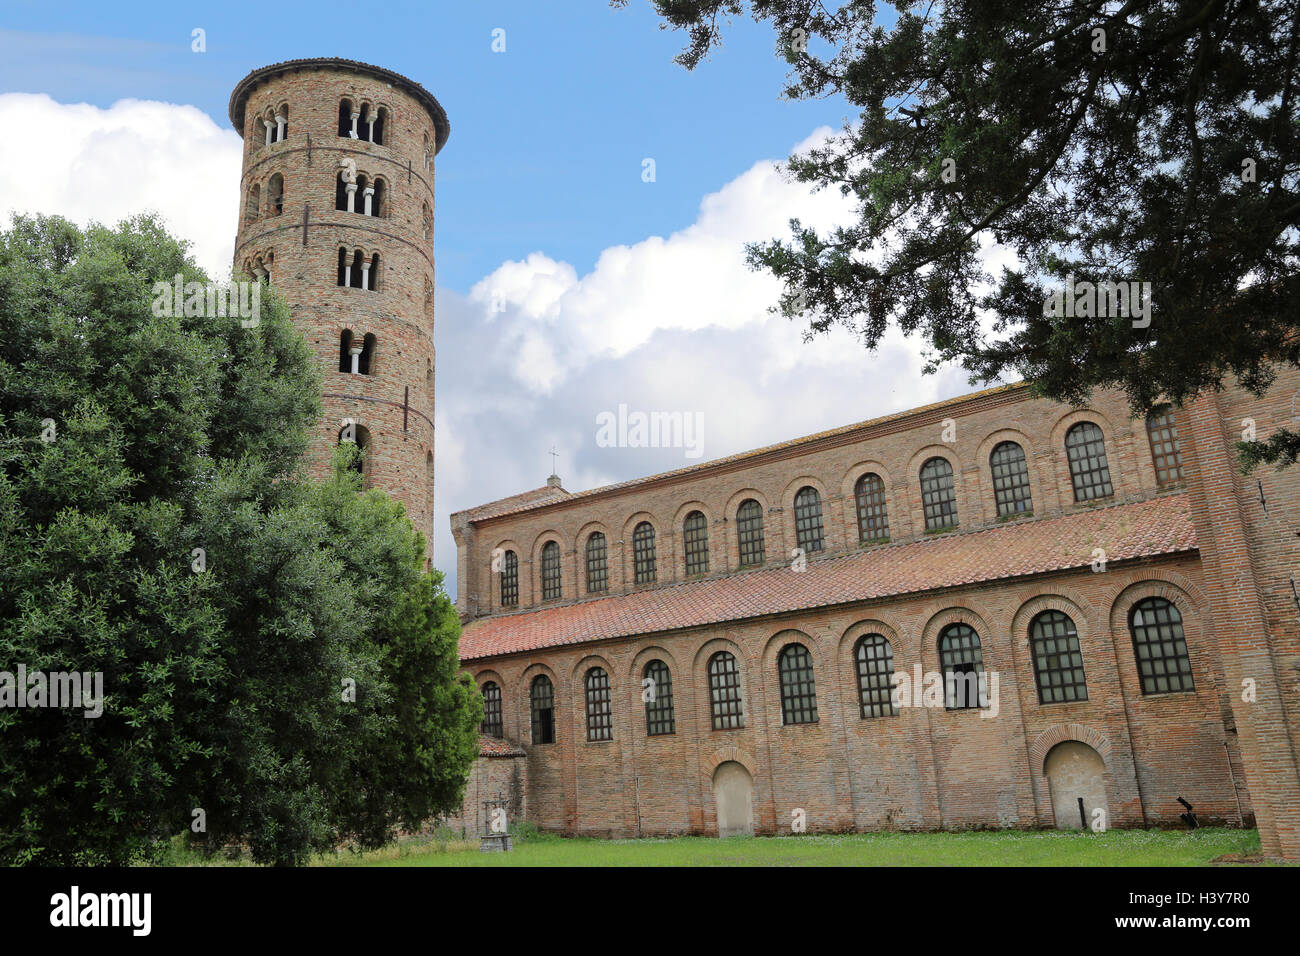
left=0, top=214, right=480, bottom=866
left=617, top=0, right=1300, bottom=467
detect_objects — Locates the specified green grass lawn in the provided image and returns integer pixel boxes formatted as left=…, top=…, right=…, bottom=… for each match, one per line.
left=331, top=826, right=1270, bottom=867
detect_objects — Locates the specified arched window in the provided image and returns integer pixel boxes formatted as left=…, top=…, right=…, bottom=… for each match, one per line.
left=246, top=184, right=260, bottom=222
left=337, top=247, right=353, bottom=287
left=708, top=651, right=744, bottom=730
left=499, top=549, right=518, bottom=608
left=1129, top=597, right=1195, bottom=694
left=736, top=499, right=765, bottom=567
left=423, top=132, right=433, bottom=171
left=338, top=329, right=354, bottom=373
left=1065, top=422, right=1114, bottom=501
left=422, top=201, right=433, bottom=242
left=683, top=510, right=709, bottom=576
left=530, top=675, right=555, bottom=744
left=778, top=643, right=818, bottom=724
left=938, top=622, right=985, bottom=710
left=364, top=253, right=379, bottom=291
left=267, top=172, right=284, bottom=216
left=920, top=457, right=958, bottom=530
left=643, top=659, right=675, bottom=736
left=337, top=423, right=371, bottom=485
left=585, top=667, right=613, bottom=741
left=854, top=473, right=889, bottom=544
left=370, top=178, right=386, bottom=217
left=368, top=105, right=387, bottom=145
left=275, top=104, right=288, bottom=142
left=793, top=486, right=825, bottom=553
left=585, top=532, right=608, bottom=593
left=632, top=521, right=656, bottom=585
left=540, top=540, right=561, bottom=601
left=1146, top=406, right=1184, bottom=487
left=480, top=681, right=503, bottom=736
left=358, top=333, right=375, bottom=375
left=854, top=634, right=897, bottom=718
left=338, top=98, right=355, bottom=138
left=1030, top=610, right=1088, bottom=703
left=990, top=441, right=1033, bottom=517
left=336, top=170, right=353, bottom=212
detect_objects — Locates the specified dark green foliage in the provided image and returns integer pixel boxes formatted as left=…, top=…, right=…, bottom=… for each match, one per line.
left=0, top=214, right=480, bottom=866
left=618, top=0, right=1300, bottom=465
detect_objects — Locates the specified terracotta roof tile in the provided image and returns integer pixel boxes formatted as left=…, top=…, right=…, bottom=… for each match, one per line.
left=459, top=494, right=1196, bottom=660
left=478, top=735, right=525, bottom=757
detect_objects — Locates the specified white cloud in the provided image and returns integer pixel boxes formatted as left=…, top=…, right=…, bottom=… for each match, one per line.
left=469, top=127, right=863, bottom=393
left=0, top=92, right=1002, bottom=597
left=0, top=93, right=240, bottom=277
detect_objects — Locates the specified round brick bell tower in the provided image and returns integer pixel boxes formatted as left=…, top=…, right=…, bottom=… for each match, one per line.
left=229, top=58, right=447, bottom=564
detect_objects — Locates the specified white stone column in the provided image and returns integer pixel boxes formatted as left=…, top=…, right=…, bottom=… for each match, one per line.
left=362, top=186, right=374, bottom=217
left=350, top=111, right=360, bottom=139
left=360, top=259, right=371, bottom=291
left=367, top=111, right=376, bottom=143
left=263, top=120, right=274, bottom=146
left=350, top=344, right=363, bottom=374
left=346, top=182, right=357, bottom=214
left=274, top=113, right=286, bottom=142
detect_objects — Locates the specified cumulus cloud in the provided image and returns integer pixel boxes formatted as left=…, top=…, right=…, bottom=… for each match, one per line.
left=1, top=93, right=1002, bottom=598
left=0, top=93, right=241, bottom=276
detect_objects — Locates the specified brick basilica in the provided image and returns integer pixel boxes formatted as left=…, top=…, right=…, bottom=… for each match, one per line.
left=226, top=59, right=1300, bottom=858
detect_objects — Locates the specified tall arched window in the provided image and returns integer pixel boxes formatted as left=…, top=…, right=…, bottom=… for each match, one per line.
left=530, top=675, right=555, bottom=744
left=683, top=511, right=709, bottom=575
left=990, top=441, right=1033, bottom=517
left=1030, top=610, right=1088, bottom=703
left=854, top=473, right=890, bottom=544
left=246, top=184, right=260, bottom=222
left=736, top=499, right=765, bottom=567
left=480, top=681, right=503, bottom=736
left=338, top=329, right=354, bottom=373
left=854, top=634, right=897, bottom=718
left=338, top=98, right=356, bottom=137
left=1065, top=421, right=1114, bottom=501
left=540, top=541, right=561, bottom=601
left=499, top=549, right=518, bottom=607
left=585, top=532, right=608, bottom=593
left=1146, top=406, right=1184, bottom=487
left=357, top=333, right=375, bottom=375
left=1129, top=597, right=1195, bottom=694
left=778, top=643, right=819, bottom=724
left=336, top=170, right=353, bottom=212
left=708, top=651, right=744, bottom=730
left=793, top=486, right=825, bottom=553
left=369, top=178, right=386, bottom=217
left=643, top=659, right=675, bottom=736
left=938, top=622, right=985, bottom=710
left=337, top=423, right=371, bottom=486
left=632, top=521, right=656, bottom=585
left=267, top=172, right=284, bottom=216
left=585, top=667, right=613, bottom=742
left=275, top=104, right=288, bottom=142
left=920, top=457, right=959, bottom=530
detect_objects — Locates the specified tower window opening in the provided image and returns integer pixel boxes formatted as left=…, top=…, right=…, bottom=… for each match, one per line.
left=246, top=184, right=260, bottom=222
left=268, top=173, right=284, bottom=216
left=358, top=333, right=375, bottom=374
left=339, top=329, right=354, bottom=373
left=338, top=98, right=355, bottom=137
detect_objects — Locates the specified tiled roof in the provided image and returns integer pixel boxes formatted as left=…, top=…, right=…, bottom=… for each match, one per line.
left=459, top=493, right=1197, bottom=661
left=453, top=484, right=570, bottom=523
left=478, top=735, right=525, bottom=758
left=463, top=382, right=1028, bottom=524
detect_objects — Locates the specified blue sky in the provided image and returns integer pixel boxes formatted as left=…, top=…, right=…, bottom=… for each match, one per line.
left=0, top=0, right=859, bottom=292
left=0, top=2, right=982, bottom=592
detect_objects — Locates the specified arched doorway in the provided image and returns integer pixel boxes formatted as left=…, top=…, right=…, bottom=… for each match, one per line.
left=712, top=761, right=754, bottom=837
left=1044, top=741, right=1108, bottom=830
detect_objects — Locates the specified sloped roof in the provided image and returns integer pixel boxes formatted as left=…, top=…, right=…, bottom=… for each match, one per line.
left=478, top=735, right=525, bottom=758
left=459, top=493, right=1196, bottom=661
